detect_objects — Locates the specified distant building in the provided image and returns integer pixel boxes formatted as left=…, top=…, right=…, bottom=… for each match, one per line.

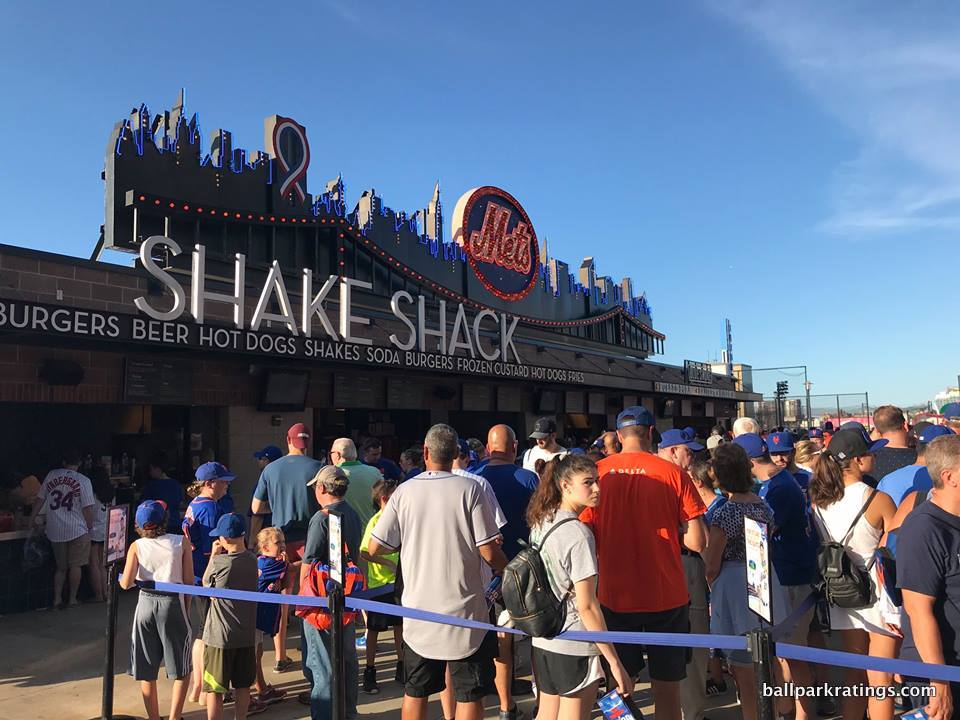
left=934, top=386, right=960, bottom=410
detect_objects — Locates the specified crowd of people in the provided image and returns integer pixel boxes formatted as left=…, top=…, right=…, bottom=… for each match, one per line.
left=26, top=403, right=960, bottom=720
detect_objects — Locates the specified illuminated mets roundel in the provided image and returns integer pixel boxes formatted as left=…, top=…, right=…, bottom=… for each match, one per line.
left=452, top=186, right=540, bottom=302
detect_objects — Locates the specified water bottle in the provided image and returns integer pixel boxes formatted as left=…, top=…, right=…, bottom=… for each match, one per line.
left=597, top=690, right=643, bottom=720
left=484, top=576, right=502, bottom=608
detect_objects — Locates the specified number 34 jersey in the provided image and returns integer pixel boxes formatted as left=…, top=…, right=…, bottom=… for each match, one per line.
left=38, top=469, right=96, bottom=542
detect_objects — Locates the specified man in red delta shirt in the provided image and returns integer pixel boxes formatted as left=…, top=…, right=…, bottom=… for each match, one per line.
left=582, top=406, right=707, bottom=720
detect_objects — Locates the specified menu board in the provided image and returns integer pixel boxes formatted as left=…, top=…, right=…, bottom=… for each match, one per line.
left=387, top=378, right=422, bottom=409
left=497, top=385, right=522, bottom=412
left=123, top=358, right=193, bottom=404
left=463, top=384, right=492, bottom=411
left=588, top=392, right=605, bottom=415
left=565, top=391, right=585, bottom=414
left=333, top=373, right=384, bottom=408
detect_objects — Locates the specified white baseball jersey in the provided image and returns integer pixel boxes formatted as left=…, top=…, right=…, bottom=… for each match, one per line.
left=38, top=469, right=95, bottom=542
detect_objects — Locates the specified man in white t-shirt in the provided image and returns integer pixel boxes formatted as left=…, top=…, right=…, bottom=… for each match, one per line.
left=521, top=417, right=567, bottom=472
left=30, top=449, right=96, bottom=608
left=368, top=424, right=507, bottom=720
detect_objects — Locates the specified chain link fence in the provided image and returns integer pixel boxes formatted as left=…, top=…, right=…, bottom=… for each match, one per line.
left=756, top=392, right=871, bottom=430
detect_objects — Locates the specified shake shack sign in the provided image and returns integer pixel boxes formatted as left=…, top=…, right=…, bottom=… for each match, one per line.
left=0, top=237, right=586, bottom=385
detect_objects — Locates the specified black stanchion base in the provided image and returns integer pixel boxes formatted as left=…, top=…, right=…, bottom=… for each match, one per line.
left=85, top=715, right=136, bottom=720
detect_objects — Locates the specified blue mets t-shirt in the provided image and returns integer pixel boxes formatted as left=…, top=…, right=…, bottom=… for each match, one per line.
left=759, top=469, right=818, bottom=586
left=182, top=496, right=222, bottom=584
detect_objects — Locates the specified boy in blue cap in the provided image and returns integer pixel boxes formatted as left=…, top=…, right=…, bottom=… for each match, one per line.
left=182, top=461, right=234, bottom=705
left=202, top=512, right=260, bottom=719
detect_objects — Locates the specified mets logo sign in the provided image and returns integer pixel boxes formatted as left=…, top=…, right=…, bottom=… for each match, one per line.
left=452, top=187, right=540, bottom=302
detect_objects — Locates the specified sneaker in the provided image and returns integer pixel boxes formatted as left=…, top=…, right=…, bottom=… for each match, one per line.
left=363, top=666, right=380, bottom=695
left=258, top=686, right=286, bottom=705
left=274, top=657, right=294, bottom=672
left=395, top=660, right=405, bottom=684
left=499, top=706, right=524, bottom=720
left=247, top=698, right=268, bottom=716
left=705, top=678, right=728, bottom=696
left=816, top=697, right=837, bottom=717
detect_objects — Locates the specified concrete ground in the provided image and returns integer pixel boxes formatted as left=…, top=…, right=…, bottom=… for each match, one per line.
left=0, top=593, right=747, bottom=720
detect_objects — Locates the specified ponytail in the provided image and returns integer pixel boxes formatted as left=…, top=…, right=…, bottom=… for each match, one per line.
left=809, top=451, right=848, bottom=507
left=526, top=453, right=597, bottom=528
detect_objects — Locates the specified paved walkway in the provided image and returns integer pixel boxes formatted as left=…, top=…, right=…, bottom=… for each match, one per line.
left=0, top=593, right=745, bottom=720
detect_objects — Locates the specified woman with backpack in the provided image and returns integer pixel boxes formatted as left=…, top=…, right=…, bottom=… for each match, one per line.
left=809, top=429, right=901, bottom=720
left=525, top=453, right=633, bottom=720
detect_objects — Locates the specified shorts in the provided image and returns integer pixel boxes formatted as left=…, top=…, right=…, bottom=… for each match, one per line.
left=203, top=646, right=257, bottom=693
left=403, top=632, right=496, bottom=703
left=602, top=604, right=689, bottom=682
left=366, top=589, right=401, bottom=632
left=130, top=592, right=193, bottom=681
left=190, top=595, right=210, bottom=640
left=781, top=584, right=816, bottom=645
left=52, top=535, right=91, bottom=570
left=532, top=646, right=604, bottom=697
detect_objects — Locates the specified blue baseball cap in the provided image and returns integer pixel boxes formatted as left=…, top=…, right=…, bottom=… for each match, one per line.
left=733, top=433, right=767, bottom=459
left=659, top=429, right=704, bottom=451
left=195, top=461, right=235, bottom=483
left=767, top=431, right=795, bottom=454
left=942, top=402, right=960, bottom=419
left=253, top=445, right=282, bottom=462
left=919, top=425, right=954, bottom=444
left=617, top=406, right=655, bottom=429
left=135, top=499, right=167, bottom=529
left=808, top=428, right=824, bottom=439
left=209, top=512, right=246, bottom=539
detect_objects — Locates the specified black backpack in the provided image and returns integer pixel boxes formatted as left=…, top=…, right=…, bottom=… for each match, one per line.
left=814, top=490, right=877, bottom=609
left=501, top=517, right=577, bottom=638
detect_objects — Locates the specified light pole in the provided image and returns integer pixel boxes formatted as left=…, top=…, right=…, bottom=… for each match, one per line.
left=752, top=365, right=813, bottom=428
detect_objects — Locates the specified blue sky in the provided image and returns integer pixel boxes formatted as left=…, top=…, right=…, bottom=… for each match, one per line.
left=0, top=1, right=955, bottom=408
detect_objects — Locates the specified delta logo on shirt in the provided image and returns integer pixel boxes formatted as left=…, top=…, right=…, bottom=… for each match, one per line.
left=46, top=473, right=82, bottom=512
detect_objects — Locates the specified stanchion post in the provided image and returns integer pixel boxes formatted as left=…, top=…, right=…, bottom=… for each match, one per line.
left=327, top=509, right=346, bottom=720
left=749, top=628, right=776, bottom=720
left=100, top=562, right=119, bottom=720
left=329, top=582, right=345, bottom=720
left=93, top=504, right=133, bottom=720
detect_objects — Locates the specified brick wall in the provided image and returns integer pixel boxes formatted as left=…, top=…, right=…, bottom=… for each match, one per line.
left=0, top=248, right=147, bottom=314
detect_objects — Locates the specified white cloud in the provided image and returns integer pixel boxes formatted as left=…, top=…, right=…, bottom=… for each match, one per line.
left=710, top=1, right=960, bottom=235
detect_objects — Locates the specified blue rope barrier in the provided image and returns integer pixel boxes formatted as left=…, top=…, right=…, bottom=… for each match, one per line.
left=138, top=580, right=960, bottom=683
left=776, top=642, right=960, bottom=685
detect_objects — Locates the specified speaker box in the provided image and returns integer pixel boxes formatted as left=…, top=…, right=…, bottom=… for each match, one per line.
left=433, top=385, right=457, bottom=400
left=39, top=359, right=85, bottom=386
